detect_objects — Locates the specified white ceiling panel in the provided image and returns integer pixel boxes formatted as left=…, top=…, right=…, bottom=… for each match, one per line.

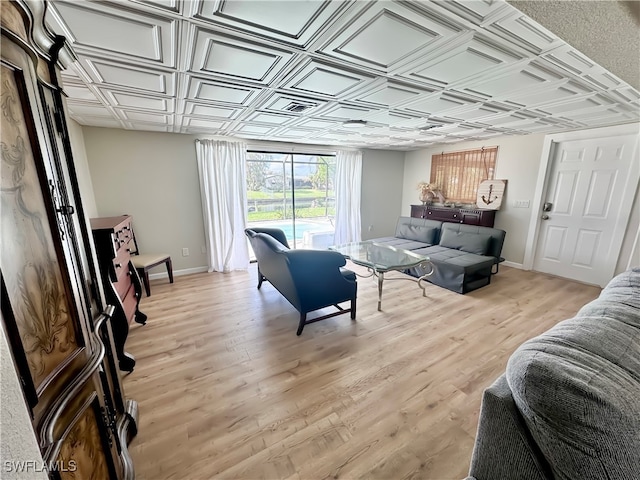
left=280, top=60, right=373, bottom=98
left=433, top=0, right=513, bottom=25
left=103, top=91, right=174, bottom=112
left=351, top=81, right=428, bottom=108
left=507, top=83, right=588, bottom=108
left=190, top=27, right=295, bottom=84
left=403, top=93, right=472, bottom=116
left=185, top=103, right=240, bottom=119
left=244, top=112, right=297, bottom=125
left=319, top=103, right=376, bottom=121
left=451, top=105, right=504, bottom=120
left=183, top=117, right=228, bottom=131
left=271, top=128, right=316, bottom=139
left=467, top=64, right=562, bottom=98
left=487, top=10, right=562, bottom=54
left=539, top=96, right=613, bottom=116
left=258, top=93, right=325, bottom=115
left=402, top=36, right=521, bottom=86
left=50, top=0, right=177, bottom=67
left=73, top=116, right=125, bottom=128
left=66, top=102, right=115, bottom=117
left=364, top=110, right=423, bottom=128
left=317, top=1, right=460, bottom=72
left=134, top=0, right=181, bottom=14
left=194, top=0, right=348, bottom=47
left=295, top=118, right=340, bottom=130
left=75, top=56, right=176, bottom=95
left=63, top=85, right=98, bottom=102
left=125, top=123, right=173, bottom=132
left=47, top=0, right=639, bottom=149
left=187, top=78, right=260, bottom=105
left=119, top=111, right=171, bottom=124
left=235, top=124, right=277, bottom=135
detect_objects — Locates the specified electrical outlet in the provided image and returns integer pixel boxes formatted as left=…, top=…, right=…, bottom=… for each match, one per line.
left=182, top=247, right=189, bottom=257
left=201, top=246, right=206, bottom=254
left=368, top=225, right=373, bottom=232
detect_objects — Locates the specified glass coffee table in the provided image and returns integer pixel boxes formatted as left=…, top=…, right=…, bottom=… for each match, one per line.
left=330, top=241, right=433, bottom=311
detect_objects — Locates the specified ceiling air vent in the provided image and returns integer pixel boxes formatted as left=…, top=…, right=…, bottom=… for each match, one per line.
left=284, top=102, right=312, bottom=113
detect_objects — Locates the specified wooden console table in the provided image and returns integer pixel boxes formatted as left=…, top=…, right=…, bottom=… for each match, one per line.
left=411, top=205, right=496, bottom=227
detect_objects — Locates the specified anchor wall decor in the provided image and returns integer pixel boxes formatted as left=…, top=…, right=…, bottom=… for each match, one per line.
left=476, top=180, right=507, bottom=210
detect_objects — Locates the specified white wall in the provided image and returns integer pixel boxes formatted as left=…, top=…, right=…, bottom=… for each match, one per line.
left=77, top=124, right=637, bottom=274
left=82, top=128, right=208, bottom=272
left=403, top=134, right=546, bottom=265
left=0, top=321, right=48, bottom=480
left=81, top=128, right=406, bottom=272
left=67, top=119, right=98, bottom=218
left=361, top=149, right=405, bottom=240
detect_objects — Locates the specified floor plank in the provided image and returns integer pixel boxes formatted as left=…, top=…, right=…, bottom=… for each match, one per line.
left=123, top=265, right=601, bottom=480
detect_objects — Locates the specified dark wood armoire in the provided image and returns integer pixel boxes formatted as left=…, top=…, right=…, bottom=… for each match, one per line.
left=1, top=1, right=137, bottom=478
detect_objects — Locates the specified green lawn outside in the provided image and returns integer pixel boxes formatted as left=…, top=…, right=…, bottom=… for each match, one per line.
left=248, top=206, right=335, bottom=222
left=247, top=189, right=334, bottom=199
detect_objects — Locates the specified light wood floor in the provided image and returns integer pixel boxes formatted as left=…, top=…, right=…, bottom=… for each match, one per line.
left=123, top=265, right=600, bottom=480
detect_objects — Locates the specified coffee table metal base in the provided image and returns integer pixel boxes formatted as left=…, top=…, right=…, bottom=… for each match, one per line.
left=354, top=262, right=433, bottom=311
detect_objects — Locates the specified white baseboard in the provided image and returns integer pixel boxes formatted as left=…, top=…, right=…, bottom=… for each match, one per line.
left=148, top=266, right=208, bottom=280
left=502, top=261, right=524, bottom=270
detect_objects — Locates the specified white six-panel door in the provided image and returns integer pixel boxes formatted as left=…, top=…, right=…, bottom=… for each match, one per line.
left=533, top=133, right=639, bottom=287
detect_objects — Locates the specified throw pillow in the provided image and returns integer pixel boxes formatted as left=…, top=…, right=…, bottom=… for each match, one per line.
left=397, top=224, right=436, bottom=244
left=439, top=230, right=492, bottom=255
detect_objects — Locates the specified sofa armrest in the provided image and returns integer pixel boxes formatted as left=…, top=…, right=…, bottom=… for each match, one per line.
left=469, top=375, right=551, bottom=480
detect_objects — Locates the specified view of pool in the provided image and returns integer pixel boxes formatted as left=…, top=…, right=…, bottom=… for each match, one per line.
left=248, top=219, right=333, bottom=240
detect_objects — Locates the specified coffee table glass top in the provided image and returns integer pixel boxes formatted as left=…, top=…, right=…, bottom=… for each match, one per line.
left=329, top=241, right=429, bottom=272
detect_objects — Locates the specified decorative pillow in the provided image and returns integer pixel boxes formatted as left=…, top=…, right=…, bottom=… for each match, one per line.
left=397, top=224, right=436, bottom=244
left=439, top=230, right=492, bottom=255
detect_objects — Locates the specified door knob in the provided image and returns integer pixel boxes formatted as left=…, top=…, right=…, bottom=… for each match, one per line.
left=541, top=214, right=550, bottom=220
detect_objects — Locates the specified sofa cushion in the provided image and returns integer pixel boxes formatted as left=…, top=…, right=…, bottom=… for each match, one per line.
left=412, top=245, right=495, bottom=273
left=506, top=268, right=640, bottom=480
left=370, top=237, right=431, bottom=251
left=397, top=224, right=437, bottom=244
left=439, top=229, right=492, bottom=255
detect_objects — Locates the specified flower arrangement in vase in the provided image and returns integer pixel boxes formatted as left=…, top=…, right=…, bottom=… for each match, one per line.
left=417, top=181, right=445, bottom=204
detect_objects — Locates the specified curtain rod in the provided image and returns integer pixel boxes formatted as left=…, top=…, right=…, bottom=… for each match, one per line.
left=246, top=140, right=337, bottom=155
left=248, top=149, right=336, bottom=157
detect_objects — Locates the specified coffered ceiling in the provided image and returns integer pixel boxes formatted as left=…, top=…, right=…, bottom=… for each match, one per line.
left=46, top=0, right=640, bottom=150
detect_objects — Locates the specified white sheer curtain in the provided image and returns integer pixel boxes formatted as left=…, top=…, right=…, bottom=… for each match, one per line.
left=334, top=149, right=362, bottom=245
left=196, top=139, right=249, bottom=272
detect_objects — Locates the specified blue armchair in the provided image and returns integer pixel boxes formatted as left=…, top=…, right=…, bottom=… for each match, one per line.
left=245, top=228, right=357, bottom=335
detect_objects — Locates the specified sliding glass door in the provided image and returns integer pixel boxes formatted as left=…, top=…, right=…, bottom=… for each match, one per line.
left=246, top=152, right=336, bottom=253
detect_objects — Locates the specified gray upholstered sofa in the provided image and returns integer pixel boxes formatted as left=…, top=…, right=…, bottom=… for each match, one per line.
left=467, top=267, right=640, bottom=480
left=370, top=216, right=506, bottom=293
left=245, top=227, right=357, bottom=335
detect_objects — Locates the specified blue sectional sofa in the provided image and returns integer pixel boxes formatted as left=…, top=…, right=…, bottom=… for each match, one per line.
left=369, top=216, right=506, bottom=294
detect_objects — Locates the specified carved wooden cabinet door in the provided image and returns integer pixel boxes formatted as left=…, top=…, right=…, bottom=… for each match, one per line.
left=1, top=2, right=136, bottom=478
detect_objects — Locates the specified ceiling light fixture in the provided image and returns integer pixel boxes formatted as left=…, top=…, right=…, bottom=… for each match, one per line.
left=342, top=119, right=368, bottom=128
